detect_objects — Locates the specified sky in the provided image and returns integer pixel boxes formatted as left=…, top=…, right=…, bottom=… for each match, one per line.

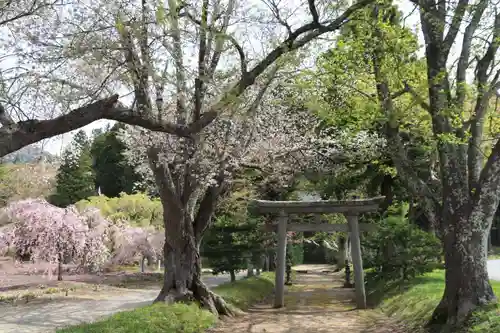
left=0, top=0, right=459, bottom=155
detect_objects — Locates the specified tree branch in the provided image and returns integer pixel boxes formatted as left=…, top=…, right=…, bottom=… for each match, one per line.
left=467, top=11, right=500, bottom=189
left=193, top=0, right=210, bottom=121
left=0, top=95, right=200, bottom=157
left=455, top=0, right=488, bottom=109
left=307, top=0, right=320, bottom=24
left=0, top=104, right=15, bottom=126
left=197, top=0, right=375, bottom=128
left=194, top=172, right=228, bottom=240
left=442, top=0, right=469, bottom=55
left=116, top=19, right=152, bottom=112
left=473, top=137, right=500, bottom=229
left=168, top=0, right=189, bottom=124
left=402, top=81, right=430, bottom=110
left=264, top=0, right=292, bottom=34
left=205, top=0, right=237, bottom=78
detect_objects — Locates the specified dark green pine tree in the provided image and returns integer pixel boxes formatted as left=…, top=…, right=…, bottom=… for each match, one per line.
left=90, top=123, right=142, bottom=197
left=49, top=130, right=95, bottom=207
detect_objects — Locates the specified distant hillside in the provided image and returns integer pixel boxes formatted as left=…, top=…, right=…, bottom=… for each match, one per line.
left=0, top=145, right=57, bottom=164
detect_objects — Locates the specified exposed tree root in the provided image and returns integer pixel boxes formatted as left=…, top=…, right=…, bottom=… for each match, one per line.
left=153, top=279, right=241, bottom=317
left=192, top=279, right=239, bottom=316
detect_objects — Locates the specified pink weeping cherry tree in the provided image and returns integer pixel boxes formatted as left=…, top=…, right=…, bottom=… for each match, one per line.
left=5, top=199, right=110, bottom=280
left=110, top=224, right=164, bottom=267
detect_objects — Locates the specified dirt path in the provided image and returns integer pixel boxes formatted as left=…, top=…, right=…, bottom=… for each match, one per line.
left=209, top=271, right=406, bottom=333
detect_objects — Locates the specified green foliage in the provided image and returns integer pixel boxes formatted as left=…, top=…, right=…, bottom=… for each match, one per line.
left=202, top=169, right=272, bottom=276
left=363, top=203, right=441, bottom=282
left=75, top=193, right=163, bottom=228
left=367, top=270, right=500, bottom=333
left=56, top=273, right=275, bottom=333
left=90, top=124, right=142, bottom=198
left=49, top=130, right=95, bottom=207
left=288, top=243, right=304, bottom=266
left=202, top=215, right=256, bottom=275
left=292, top=1, right=437, bottom=210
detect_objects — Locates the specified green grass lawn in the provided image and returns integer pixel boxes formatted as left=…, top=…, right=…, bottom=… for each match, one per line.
left=368, top=270, right=500, bottom=333
left=56, top=272, right=275, bottom=333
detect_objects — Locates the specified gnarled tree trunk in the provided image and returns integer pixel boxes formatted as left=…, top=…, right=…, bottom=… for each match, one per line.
left=430, top=211, right=495, bottom=327
left=153, top=212, right=235, bottom=316
left=429, top=182, right=499, bottom=327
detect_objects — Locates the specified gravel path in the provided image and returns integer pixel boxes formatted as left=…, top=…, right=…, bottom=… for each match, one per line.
left=0, top=272, right=247, bottom=333
left=6, top=261, right=497, bottom=333
left=208, top=271, right=405, bottom=333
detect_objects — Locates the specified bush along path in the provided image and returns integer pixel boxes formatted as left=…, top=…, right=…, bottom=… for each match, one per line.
left=208, top=271, right=407, bottom=333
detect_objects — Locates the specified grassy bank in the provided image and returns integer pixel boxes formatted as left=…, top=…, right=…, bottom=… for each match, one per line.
left=367, top=270, right=500, bottom=332
left=57, top=272, right=275, bottom=333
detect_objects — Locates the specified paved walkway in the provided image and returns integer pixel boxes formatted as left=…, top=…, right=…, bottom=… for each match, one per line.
left=208, top=271, right=405, bottom=333
left=488, top=260, right=500, bottom=281
left=0, top=272, right=247, bottom=333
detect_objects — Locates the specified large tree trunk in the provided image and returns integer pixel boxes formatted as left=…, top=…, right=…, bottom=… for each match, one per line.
left=154, top=213, right=235, bottom=316
left=429, top=207, right=496, bottom=328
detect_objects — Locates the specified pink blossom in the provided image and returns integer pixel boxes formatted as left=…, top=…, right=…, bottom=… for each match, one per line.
left=4, top=199, right=110, bottom=275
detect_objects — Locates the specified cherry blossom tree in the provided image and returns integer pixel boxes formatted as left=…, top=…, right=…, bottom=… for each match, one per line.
left=0, top=228, right=13, bottom=256
left=110, top=224, right=164, bottom=266
left=79, top=207, right=112, bottom=272
left=5, top=0, right=377, bottom=315
left=4, top=199, right=109, bottom=280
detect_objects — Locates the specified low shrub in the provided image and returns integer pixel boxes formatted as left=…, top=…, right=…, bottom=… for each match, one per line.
left=362, top=203, right=441, bottom=282
left=75, top=193, right=163, bottom=228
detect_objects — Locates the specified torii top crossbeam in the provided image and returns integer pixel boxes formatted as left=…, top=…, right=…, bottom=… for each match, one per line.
left=250, top=196, right=386, bottom=214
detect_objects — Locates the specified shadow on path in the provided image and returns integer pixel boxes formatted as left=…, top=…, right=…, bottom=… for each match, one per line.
left=208, top=271, right=407, bottom=333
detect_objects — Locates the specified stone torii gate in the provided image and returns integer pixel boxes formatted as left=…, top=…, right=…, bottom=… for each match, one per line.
left=250, top=196, right=385, bottom=309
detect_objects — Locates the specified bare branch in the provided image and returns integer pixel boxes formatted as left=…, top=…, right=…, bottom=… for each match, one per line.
left=197, top=0, right=376, bottom=128
left=194, top=0, right=210, bottom=121
left=443, top=0, right=469, bottom=54
left=206, top=0, right=236, bottom=78
left=455, top=0, right=488, bottom=109
left=264, top=0, right=292, bottom=34
left=307, top=0, right=320, bottom=23
left=168, top=0, right=189, bottom=124
left=467, top=11, right=500, bottom=188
